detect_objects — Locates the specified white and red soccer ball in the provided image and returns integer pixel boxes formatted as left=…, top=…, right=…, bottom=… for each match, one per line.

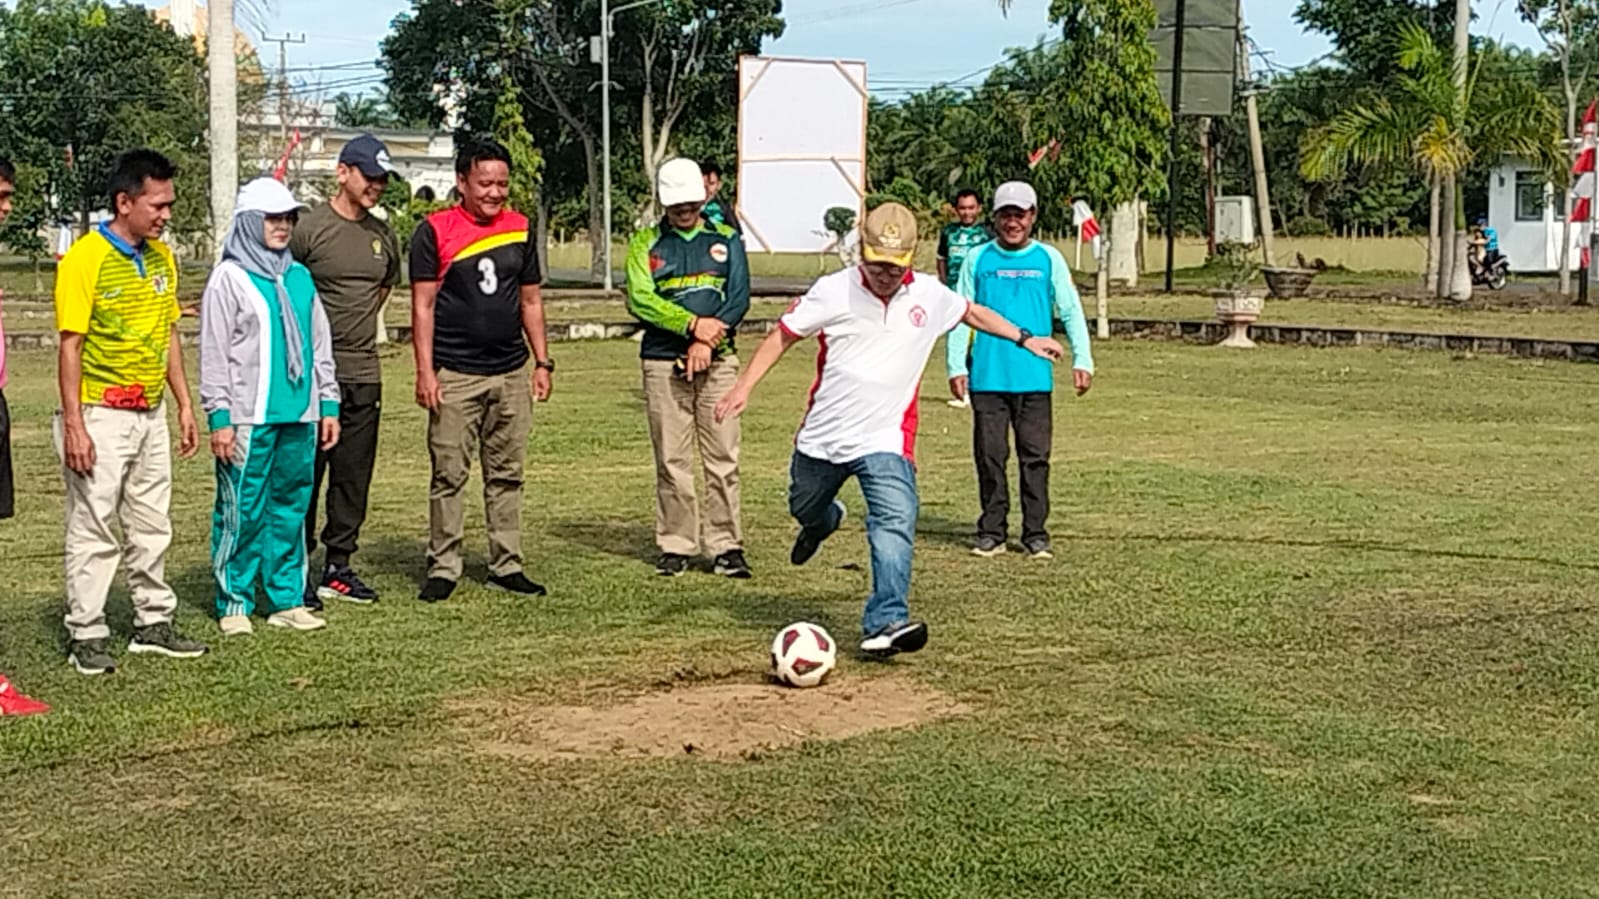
left=770, top=622, right=837, bottom=688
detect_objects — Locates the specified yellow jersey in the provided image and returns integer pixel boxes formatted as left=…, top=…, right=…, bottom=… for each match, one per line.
left=54, top=226, right=181, bottom=409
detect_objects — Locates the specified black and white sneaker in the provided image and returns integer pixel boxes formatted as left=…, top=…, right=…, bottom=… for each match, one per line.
left=971, top=536, right=1007, bottom=558
left=67, top=639, right=116, bottom=676
left=128, top=622, right=209, bottom=659
left=655, top=553, right=691, bottom=577
left=318, top=564, right=379, bottom=604
left=713, top=549, right=752, bottom=579
left=859, top=620, right=929, bottom=658
left=1023, top=538, right=1053, bottom=560
left=791, top=500, right=846, bottom=566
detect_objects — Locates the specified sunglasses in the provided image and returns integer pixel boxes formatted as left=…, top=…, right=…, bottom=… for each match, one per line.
left=264, top=211, right=300, bottom=225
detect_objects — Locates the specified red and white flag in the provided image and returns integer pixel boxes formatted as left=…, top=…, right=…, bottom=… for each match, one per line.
left=271, top=129, right=304, bottom=182
left=1028, top=138, right=1060, bottom=170
left=1072, top=199, right=1102, bottom=259
left=1571, top=100, right=1596, bottom=267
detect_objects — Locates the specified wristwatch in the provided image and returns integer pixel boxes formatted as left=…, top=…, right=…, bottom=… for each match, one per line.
left=1014, top=329, right=1033, bottom=348
left=534, top=359, right=556, bottom=373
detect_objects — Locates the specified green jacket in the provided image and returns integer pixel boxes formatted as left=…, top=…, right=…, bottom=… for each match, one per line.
left=626, top=218, right=751, bottom=361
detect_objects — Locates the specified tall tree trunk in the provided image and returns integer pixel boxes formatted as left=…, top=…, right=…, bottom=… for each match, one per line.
left=1450, top=0, right=1473, bottom=302
left=1425, top=172, right=1441, bottom=292
left=580, top=131, right=605, bottom=281
left=1200, top=117, right=1216, bottom=257
left=1438, top=173, right=1455, bottom=299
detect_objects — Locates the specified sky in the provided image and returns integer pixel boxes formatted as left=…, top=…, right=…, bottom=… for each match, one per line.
left=208, top=0, right=1547, bottom=99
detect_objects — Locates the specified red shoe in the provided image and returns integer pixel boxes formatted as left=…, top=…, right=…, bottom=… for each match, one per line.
left=0, top=675, right=49, bottom=716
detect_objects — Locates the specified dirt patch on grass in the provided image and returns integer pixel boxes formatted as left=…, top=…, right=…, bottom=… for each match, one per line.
left=452, top=676, right=967, bottom=762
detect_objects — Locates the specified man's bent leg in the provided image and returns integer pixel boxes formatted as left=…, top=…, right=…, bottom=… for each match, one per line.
left=852, top=453, right=919, bottom=637
left=643, top=359, right=700, bottom=557
left=480, top=368, right=533, bottom=578
left=787, top=451, right=849, bottom=541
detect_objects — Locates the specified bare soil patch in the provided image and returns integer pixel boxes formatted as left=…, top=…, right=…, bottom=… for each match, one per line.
left=453, top=676, right=968, bottom=762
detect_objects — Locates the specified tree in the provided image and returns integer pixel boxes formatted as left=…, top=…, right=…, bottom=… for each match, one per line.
left=1519, top=0, right=1599, bottom=296
left=1302, top=24, right=1559, bottom=296
left=0, top=0, right=211, bottom=243
left=334, top=93, right=391, bottom=129
left=491, top=75, right=543, bottom=222
left=1295, top=0, right=1458, bottom=80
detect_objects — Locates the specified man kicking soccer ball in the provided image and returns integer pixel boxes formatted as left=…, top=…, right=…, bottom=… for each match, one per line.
left=714, top=202, right=1066, bottom=657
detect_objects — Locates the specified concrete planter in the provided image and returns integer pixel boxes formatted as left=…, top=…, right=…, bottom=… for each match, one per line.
left=1212, top=289, right=1264, bottom=348
left=1262, top=267, right=1319, bottom=298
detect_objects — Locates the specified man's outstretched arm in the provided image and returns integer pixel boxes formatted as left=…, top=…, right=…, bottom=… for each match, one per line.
left=714, top=326, right=804, bottom=422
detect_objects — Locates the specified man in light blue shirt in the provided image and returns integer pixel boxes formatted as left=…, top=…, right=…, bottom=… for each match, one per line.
left=946, top=181, right=1094, bottom=560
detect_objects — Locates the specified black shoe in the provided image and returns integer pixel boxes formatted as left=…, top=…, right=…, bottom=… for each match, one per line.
left=319, top=564, right=379, bottom=604
left=418, top=578, right=457, bottom=603
left=713, top=549, right=752, bottom=579
left=487, top=572, right=548, bottom=596
left=128, top=622, right=210, bottom=659
left=655, top=553, right=690, bottom=577
left=860, top=620, right=929, bottom=658
left=68, top=638, right=116, bottom=676
left=791, top=501, right=846, bottom=566
left=302, top=579, right=324, bottom=613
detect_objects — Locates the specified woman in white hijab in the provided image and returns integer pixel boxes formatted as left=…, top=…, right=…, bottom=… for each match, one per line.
left=199, top=177, right=341, bottom=636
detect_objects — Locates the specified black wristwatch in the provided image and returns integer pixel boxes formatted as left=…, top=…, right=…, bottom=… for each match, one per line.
left=1014, top=329, right=1034, bottom=348
left=534, top=359, right=556, bottom=373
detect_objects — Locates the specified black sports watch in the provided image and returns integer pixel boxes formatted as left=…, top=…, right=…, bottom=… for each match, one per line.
left=1014, top=329, right=1034, bottom=348
left=534, top=359, right=556, bottom=373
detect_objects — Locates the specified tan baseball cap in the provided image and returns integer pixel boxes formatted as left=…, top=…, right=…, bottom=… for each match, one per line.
left=860, top=202, right=918, bottom=267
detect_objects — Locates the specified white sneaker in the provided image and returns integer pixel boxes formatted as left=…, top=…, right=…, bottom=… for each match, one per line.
left=219, top=615, right=254, bottom=636
left=267, top=608, right=327, bottom=631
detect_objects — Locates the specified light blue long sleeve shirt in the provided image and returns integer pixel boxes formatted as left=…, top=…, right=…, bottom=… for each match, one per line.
left=946, top=241, right=1093, bottom=392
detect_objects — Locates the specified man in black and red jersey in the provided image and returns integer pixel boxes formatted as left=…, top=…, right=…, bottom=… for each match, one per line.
left=410, top=139, right=553, bottom=603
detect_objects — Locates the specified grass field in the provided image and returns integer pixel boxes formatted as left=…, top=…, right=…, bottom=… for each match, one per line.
left=3, top=338, right=1599, bottom=897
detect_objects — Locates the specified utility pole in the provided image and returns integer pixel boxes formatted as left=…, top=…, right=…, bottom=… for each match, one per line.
left=1238, top=12, right=1275, bottom=268
left=263, top=33, right=307, bottom=148
left=207, top=0, right=237, bottom=259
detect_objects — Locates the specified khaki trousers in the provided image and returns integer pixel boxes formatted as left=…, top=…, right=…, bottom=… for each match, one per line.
left=54, top=406, right=178, bottom=641
left=427, top=366, right=532, bottom=581
left=642, top=356, right=743, bottom=557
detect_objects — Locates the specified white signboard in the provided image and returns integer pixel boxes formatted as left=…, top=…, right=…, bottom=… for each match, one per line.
left=736, top=56, right=868, bottom=255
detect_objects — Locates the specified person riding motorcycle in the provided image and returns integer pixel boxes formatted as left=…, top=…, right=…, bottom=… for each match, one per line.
left=1470, top=218, right=1502, bottom=272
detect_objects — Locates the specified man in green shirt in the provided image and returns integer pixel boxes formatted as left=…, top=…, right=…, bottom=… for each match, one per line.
left=627, top=157, right=751, bottom=579
left=699, top=160, right=740, bottom=235
left=937, top=189, right=994, bottom=289
left=289, top=133, right=402, bottom=609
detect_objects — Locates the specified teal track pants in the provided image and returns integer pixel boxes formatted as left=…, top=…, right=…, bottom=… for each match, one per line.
left=212, top=422, right=316, bottom=618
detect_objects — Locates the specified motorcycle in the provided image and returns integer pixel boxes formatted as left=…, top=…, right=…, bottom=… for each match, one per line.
left=1471, top=252, right=1510, bottom=291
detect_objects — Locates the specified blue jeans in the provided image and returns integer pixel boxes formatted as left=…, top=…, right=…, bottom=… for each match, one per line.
left=788, top=451, right=919, bottom=636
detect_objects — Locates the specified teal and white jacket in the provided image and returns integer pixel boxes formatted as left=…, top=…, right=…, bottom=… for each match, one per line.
left=199, top=260, right=340, bottom=429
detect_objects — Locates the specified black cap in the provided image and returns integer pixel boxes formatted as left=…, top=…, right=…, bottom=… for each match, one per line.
left=338, top=133, right=400, bottom=180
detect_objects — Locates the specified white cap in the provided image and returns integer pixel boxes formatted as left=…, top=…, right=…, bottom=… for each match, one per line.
left=993, top=181, right=1038, bottom=211
left=657, top=158, right=707, bottom=207
left=236, top=177, right=304, bottom=215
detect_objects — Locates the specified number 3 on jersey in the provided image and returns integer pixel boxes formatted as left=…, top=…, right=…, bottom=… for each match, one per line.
left=477, top=257, right=498, bottom=294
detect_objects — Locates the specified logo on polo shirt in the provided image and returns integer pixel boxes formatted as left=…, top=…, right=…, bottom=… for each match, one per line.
left=371, top=238, right=384, bottom=258
left=151, top=276, right=170, bottom=295
left=709, top=243, right=729, bottom=264
left=908, top=304, right=927, bottom=328
left=649, top=254, right=666, bottom=272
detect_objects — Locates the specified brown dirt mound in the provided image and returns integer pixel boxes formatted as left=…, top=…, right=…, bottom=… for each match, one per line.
left=454, top=676, right=967, bottom=762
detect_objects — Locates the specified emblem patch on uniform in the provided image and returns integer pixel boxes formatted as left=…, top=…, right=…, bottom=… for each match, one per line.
left=372, top=238, right=383, bottom=258
left=709, top=243, right=729, bottom=264
left=908, top=304, right=927, bottom=328
left=151, top=276, right=169, bottom=295
left=650, top=254, right=666, bottom=272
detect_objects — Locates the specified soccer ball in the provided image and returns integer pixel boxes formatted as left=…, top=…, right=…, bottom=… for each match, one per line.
left=770, top=622, right=837, bottom=688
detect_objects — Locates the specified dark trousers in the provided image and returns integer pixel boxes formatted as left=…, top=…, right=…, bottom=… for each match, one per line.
left=306, top=381, right=382, bottom=567
left=971, top=391, right=1052, bottom=544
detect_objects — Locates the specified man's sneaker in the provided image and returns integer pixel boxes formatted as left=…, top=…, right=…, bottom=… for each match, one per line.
left=971, top=537, right=1007, bottom=558
left=219, top=615, right=254, bottom=637
left=655, top=553, right=691, bottom=577
left=303, top=579, right=324, bottom=613
left=318, top=564, right=379, bottom=604
left=0, top=676, right=49, bottom=716
left=1023, top=538, right=1054, bottom=560
left=791, top=501, right=847, bottom=566
left=68, top=639, right=116, bottom=676
left=128, top=622, right=209, bottom=659
left=487, top=572, right=548, bottom=596
left=267, top=608, right=327, bottom=631
left=713, top=549, right=752, bottom=579
left=860, top=620, right=930, bottom=658
left=418, top=578, right=457, bottom=603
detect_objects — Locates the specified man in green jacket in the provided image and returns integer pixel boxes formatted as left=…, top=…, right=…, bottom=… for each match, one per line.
left=627, top=157, right=751, bottom=579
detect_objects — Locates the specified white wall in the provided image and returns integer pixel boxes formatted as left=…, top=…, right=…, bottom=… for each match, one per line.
left=1487, top=158, right=1585, bottom=273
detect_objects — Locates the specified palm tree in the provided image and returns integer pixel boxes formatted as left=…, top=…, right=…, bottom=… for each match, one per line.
left=1301, top=23, right=1558, bottom=298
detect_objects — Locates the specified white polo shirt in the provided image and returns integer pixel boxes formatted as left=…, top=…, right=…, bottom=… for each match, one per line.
left=779, top=267, right=969, bottom=464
